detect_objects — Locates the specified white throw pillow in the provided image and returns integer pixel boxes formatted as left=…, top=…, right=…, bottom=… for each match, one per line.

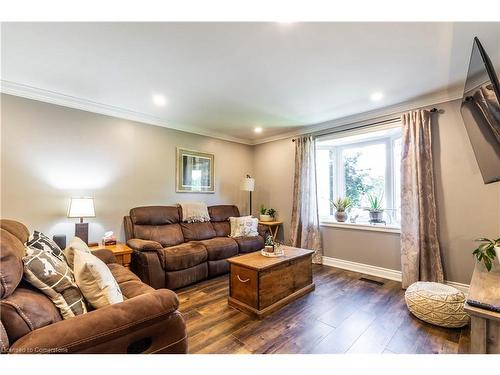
left=229, top=216, right=259, bottom=237
left=73, top=249, right=123, bottom=309
left=64, top=236, right=91, bottom=269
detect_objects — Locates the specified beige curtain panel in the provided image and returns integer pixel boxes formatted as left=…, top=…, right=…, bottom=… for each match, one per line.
left=400, top=109, right=444, bottom=288
left=290, top=136, right=323, bottom=264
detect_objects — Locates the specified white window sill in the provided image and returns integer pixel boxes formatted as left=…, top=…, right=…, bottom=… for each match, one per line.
left=320, top=221, right=401, bottom=234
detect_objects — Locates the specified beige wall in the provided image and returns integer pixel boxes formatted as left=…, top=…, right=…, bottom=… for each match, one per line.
left=254, top=99, right=500, bottom=284
left=2, top=94, right=499, bottom=284
left=1, top=94, right=254, bottom=243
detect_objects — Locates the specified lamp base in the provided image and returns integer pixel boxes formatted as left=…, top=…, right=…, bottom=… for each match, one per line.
left=75, top=222, right=89, bottom=244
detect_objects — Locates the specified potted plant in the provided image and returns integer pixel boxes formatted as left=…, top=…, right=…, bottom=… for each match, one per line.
left=330, top=197, right=352, bottom=222
left=366, top=194, right=384, bottom=223
left=259, top=204, right=272, bottom=221
left=264, top=235, right=274, bottom=253
left=266, top=208, right=277, bottom=221
left=472, top=237, right=500, bottom=271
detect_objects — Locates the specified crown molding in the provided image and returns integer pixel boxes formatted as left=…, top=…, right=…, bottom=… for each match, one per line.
left=252, top=90, right=464, bottom=145
left=1, top=80, right=463, bottom=147
left=0, top=80, right=253, bottom=146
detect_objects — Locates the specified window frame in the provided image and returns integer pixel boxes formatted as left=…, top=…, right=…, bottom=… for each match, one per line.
left=315, top=122, right=402, bottom=230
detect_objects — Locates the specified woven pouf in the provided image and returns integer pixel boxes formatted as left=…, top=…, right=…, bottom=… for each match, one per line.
left=405, top=282, right=469, bottom=328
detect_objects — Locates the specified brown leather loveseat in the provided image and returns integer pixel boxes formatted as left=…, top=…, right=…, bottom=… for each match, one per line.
left=124, top=205, right=267, bottom=290
left=0, top=220, right=187, bottom=354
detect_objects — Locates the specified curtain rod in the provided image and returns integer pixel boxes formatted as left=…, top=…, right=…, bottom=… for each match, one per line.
left=292, top=107, right=440, bottom=142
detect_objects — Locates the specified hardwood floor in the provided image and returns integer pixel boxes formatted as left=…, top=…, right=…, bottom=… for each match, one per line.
left=177, top=265, right=470, bottom=354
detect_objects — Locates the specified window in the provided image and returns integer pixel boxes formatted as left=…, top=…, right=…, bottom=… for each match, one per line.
left=316, top=124, right=402, bottom=228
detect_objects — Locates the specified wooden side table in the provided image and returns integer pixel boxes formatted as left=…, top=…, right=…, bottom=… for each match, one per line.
left=258, top=221, right=283, bottom=241
left=90, top=243, right=133, bottom=269
left=464, top=303, right=500, bottom=353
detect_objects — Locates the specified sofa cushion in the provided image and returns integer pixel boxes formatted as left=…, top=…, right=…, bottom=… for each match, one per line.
left=180, top=222, right=216, bottom=241
left=211, top=222, right=231, bottom=237
left=198, top=237, right=238, bottom=261
left=0, top=286, right=62, bottom=343
left=130, top=206, right=180, bottom=225
left=73, top=250, right=124, bottom=309
left=0, top=228, right=25, bottom=299
left=208, top=205, right=240, bottom=222
left=134, top=223, right=185, bottom=247
left=158, top=242, right=207, bottom=271
left=26, top=230, right=66, bottom=263
left=107, top=263, right=155, bottom=299
left=23, top=246, right=87, bottom=319
left=234, top=235, right=265, bottom=253
left=0, top=220, right=29, bottom=244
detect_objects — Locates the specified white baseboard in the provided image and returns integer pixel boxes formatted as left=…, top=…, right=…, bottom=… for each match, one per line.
left=322, top=256, right=469, bottom=294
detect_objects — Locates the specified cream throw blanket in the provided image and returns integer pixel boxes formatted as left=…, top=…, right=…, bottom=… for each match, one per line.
left=179, top=202, right=210, bottom=223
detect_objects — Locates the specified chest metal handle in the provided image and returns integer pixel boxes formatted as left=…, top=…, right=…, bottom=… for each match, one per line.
left=237, top=275, right=250, bottom=283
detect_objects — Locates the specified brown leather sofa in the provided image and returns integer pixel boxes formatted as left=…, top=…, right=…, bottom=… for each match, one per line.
left=124, top=205, right=267, bottom=290
left=0, top=219, right=187, bottom=354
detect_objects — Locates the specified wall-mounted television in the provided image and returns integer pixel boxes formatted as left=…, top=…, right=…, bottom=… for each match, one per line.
left=460, top=37, right=500, bottom=184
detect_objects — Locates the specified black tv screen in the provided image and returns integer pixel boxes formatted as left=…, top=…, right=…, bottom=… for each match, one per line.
left=460, top=37, right=500, bottom=184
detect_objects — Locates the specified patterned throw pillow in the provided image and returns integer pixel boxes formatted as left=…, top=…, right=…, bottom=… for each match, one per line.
left=26, top=230, right=66, bottom=263
left=22, top=246, right=87, bottom=319
left=229, top=216, right=259, bottom=237
left=73, top=249, right=123, bottom=309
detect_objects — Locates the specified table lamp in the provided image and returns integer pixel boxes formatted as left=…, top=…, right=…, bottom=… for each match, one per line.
left=67, top=197, right=95, bottom=244
left=241, top=175, right=255, bottom=216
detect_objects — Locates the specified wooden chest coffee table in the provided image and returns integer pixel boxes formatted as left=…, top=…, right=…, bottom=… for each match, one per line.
left=227, top=246, right=315, bottom=319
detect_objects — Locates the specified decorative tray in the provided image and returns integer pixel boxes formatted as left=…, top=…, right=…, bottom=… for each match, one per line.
left=260, top=249, right=285, bottom=257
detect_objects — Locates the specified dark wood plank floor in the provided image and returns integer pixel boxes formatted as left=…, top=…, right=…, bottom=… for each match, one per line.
left=177, top=265, right=470, bottom=354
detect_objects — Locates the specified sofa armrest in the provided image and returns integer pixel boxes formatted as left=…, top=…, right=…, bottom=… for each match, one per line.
left=257, top=224, right=270, bottom=239
left=127, top=238, right=162, bottom=252
left=91, top=249, right=117, bottom=264
left=9, top=289, right=187, bottom=354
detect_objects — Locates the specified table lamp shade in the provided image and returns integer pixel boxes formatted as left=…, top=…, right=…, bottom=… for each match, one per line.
left=241, top=177, right=255, bottom=192
left=68, top=197, right=95, bottom=218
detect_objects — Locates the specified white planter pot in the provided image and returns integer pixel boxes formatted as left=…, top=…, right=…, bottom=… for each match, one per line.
left=260, top=214, right=272, bottom=222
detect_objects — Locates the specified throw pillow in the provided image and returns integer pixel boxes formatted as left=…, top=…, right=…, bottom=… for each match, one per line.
left=26, top=230, right=66, bottom=263
left=229, top=216, right=259, bottom=237
left=64, top=236, right=91, bottom=269
left=22, top=246, right=87, bottom=319
left=73, top=249, right=123, bottom=309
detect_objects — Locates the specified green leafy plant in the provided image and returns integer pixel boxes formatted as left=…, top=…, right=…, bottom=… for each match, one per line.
left=259, top=204, right=267, bottom=215
left=330, top=197, right=353, bottom=212
left=367, top=193, right=384, bottom=211
left=265, top=235, right=274, bottom=246
left=472, top=237, right=499, bottom=271
left=266, top=208, right=277, bottom=218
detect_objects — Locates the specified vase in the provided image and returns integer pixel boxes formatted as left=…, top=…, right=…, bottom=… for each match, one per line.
left=260, top=214, right=272, bottom=222
left=264, top=245, right=274, bottom=253
left=335, top=211, right=347, bottom=222
left=368, top=210, right=384, bottom=223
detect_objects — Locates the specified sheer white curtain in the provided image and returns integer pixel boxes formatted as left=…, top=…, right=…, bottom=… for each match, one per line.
left=290, top=136, right=323, bottom=264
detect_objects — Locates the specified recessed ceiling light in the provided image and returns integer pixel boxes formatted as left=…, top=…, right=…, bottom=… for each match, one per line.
left=370, top=92, right=384, bottom=101
left=254, top=127, right=263, bottom=133
left=152, top=94, right=167, bottom=107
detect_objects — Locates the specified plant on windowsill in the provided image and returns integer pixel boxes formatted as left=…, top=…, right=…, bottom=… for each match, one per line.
left=472, top=237, right=500, bottom=272
left=366, top=193, right=385, bottom=224
left=330, top=197, right=353, bottom=223
left=259, top=204, right=271, bottom=222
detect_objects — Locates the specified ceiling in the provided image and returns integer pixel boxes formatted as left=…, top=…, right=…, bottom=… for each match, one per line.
left=1, top=22, right=499, bottom=144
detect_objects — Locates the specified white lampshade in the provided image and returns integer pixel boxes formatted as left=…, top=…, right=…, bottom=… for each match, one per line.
left=241, top=177, right=255, bottom=192
left=67, top=197, right=95, bottom=218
